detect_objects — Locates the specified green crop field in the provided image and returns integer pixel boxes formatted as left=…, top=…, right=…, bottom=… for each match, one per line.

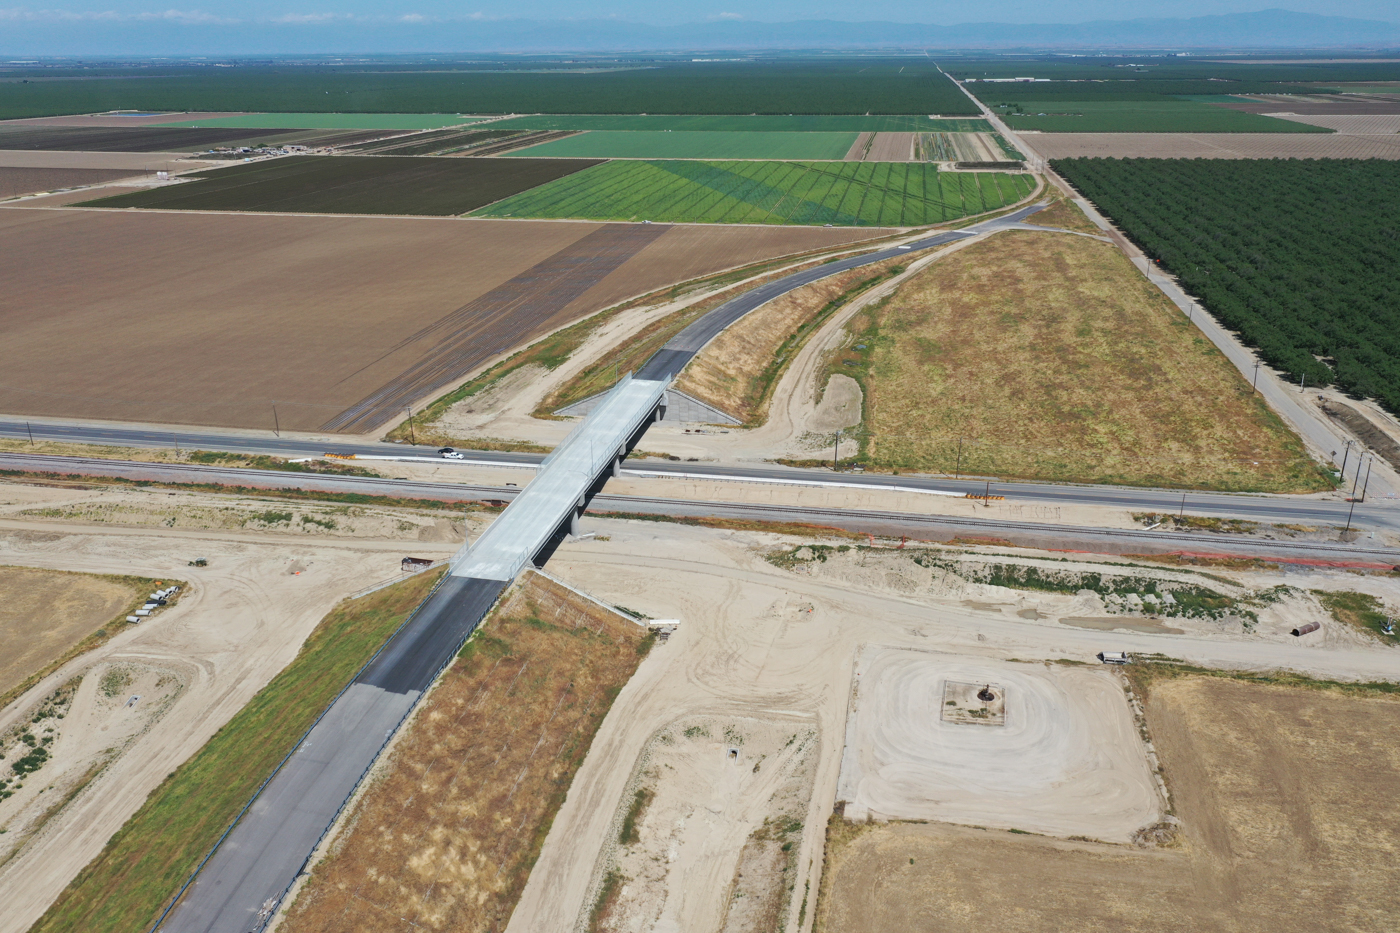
left=1056, top=157, right=1400, bottom=414
left=0, top=61, right=979, bottom=120
left=507, top=130, right=859, bottom=160
left=156, top=113, right=485, bottom=129
left=80, top=156, right=601, bottom=215
left=487, top=115, right=992, bottom=133
left=473, top=160, right=1035, bottom=227
left=994, top=100, right=1332, bottom=133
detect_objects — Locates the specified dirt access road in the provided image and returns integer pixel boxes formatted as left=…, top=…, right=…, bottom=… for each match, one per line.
left=502, top=518, right=1400, bottom=933
left=0, top=483, right=458, bottom=933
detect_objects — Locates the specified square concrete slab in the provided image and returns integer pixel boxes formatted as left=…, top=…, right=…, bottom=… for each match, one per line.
left=837, top=646, right=1162, bottom=842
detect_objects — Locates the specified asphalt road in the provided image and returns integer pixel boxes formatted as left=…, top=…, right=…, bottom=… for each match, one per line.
left=156, top=575, right=506, bottom=933
left=6, top=452, right=1395, bottom=567
left=3, top=423, right=1393, bottom=533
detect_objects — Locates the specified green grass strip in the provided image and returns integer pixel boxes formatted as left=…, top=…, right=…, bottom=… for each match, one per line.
left=29, top=569, right=447, bottom=933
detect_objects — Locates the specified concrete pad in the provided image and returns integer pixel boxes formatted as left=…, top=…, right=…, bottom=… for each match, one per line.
left=837, top=646, right=1160, bottom=841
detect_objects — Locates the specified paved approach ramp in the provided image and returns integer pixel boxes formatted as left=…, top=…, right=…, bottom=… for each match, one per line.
left=157, top=202, right=1049, bottom=933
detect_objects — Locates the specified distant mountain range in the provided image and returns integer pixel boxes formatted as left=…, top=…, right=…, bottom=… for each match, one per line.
left=4, top=9, right=1399, bottom=56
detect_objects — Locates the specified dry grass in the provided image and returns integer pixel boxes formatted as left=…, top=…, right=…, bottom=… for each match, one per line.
left=0, top=566, right=158, bottom=711
left=280, top=571, right=652, bottom=933
left=675, top=258, right=905, bottom=425
left=849, top=230, right=1326, bottom=491
left=1025, top=193, right=1102, bottom=235
left=815, top=674, right=1400, bottom=932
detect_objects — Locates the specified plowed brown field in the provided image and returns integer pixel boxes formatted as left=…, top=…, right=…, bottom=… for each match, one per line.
left=0, top=167, right=142, bottom=199
left=0, top=209, right=884, bottom=433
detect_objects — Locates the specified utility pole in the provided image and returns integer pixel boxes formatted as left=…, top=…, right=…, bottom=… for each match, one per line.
left=173, top=433, right=179, bottom=458
left=273, top=406, right=280, bottom=437
left=1179, top=492, right=1186, bottom=518
left=1360, top=454, right=1374, bottom=502
left=1340, top=439, right=1354, bottom=483
left=1344, top=496, right=1358, bottom=535
left=1300, top=372, right=1306, bottom=393
left=25, top=421, right=33, bottom=446
left=1351, top=451, right=1364, bottom=498
left=1251, top=360, right=1260, bottom=395
left=983, top=479, right=991, bottom=506
left=955, top=436, right=963, bottom=479
left=832, top=429, right=841, bottom=472
left=406, top=407, right=416, bottom=445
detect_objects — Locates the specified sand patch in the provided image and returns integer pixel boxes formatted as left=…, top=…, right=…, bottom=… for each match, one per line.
left=837, top=647, right=1160, bottom=841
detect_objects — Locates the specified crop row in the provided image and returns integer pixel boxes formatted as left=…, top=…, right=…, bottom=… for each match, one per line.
left=1056, top=157, right=1400, bottom=414
left=475, top=160, right=1034, bottom=227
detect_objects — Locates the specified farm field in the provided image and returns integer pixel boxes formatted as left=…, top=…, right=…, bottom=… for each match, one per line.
left=0, top=166, right=145, bottom=199
left=509, top=130, right=859, bottom=160
left=0, top=567, right=149, bottom=708
left=1055, top=157, right=1400, bottom=413
left=1213, top=94, right=1400, bottom=115
left=0, top=125, right=322, bottom=152
left=156, top=112, right=485, bottom=129
left=1032, top=131, right=1400, bottom=159
left=0, top=207, right=882, bottom=432
left=816, top=672, right=1400, bottom=932
left=994, top=100, right=1330, bottom=133
left=843, top=230, right=1325, bottom=491
left=474, top=160, right=1036, bottom=226
left=280, top=571, right=651, bottom=933
left=487, top=114, right=991, bottom=133
left=81, top=155, right=601, bottom=215
left=0, top=61, right=979, bottom=120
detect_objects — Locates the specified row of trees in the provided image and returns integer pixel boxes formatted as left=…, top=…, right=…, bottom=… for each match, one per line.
left=1055, top=157, right=1400, bottom=414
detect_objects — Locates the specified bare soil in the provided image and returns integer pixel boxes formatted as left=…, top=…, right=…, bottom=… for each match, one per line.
left=0, top=208, right=877, bottom=433
left=854, top=230, right=1325, bottom=491
left=586, top=716, right=818, bottom=933
left=0, top=566, right=147, bottom=705
left=816, top=673, right=1400, bottom=932
left=500, top=517, right=1400, bottom=933
left=0, top=488, right=443, bottom=933
left=278, top=571, right=651, bottom=933
left=0, top=167, right=147, bottom=199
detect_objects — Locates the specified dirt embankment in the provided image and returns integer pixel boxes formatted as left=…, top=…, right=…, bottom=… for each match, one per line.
left=278, top=571, right=653, bottom=933
left=674, top=258, right=907, bottom=425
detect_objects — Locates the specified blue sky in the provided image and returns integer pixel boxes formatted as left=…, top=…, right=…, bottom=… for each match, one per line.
left=1, top=1, right=1395, bottom=26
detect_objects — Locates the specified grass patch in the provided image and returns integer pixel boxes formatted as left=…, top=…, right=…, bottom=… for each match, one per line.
left=474, top=160, right=1036, bottom=226
left=844, top=230, right=1328, bottom=492
left=1315, top=590, right=1399, bottom=644
left=28, top=568, right=445, bottom=933
left=280, top=572, right=651, bottom=933
left=80, top=156, right=602, bottom=216
left=619, top=787, right=655, bottom=846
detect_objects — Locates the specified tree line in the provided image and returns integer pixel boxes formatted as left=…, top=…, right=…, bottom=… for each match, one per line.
left=1055, top=157, right=1400, bottom=414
